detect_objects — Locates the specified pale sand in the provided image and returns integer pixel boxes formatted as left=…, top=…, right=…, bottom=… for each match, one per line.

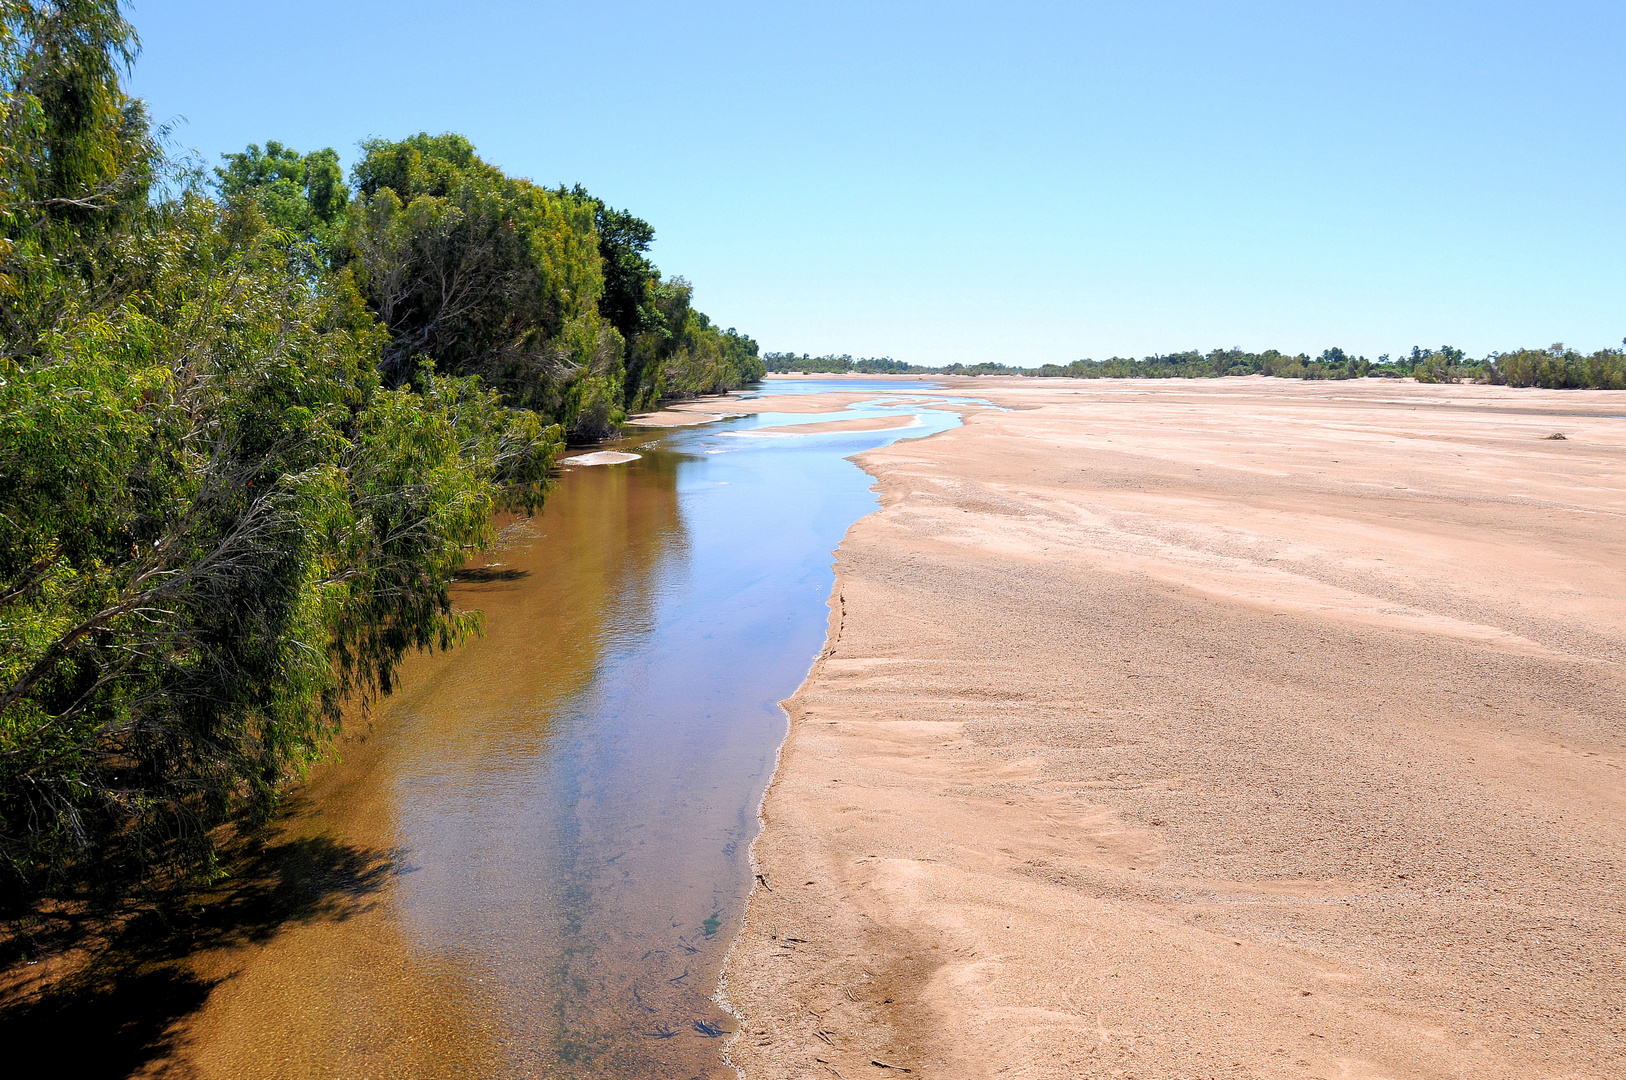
left=624, top=408, right=722, bottom=426
left=562, top=450, right=641, bottom=466
left=721, top=377, right=1626, bottom=1080
left=670, top=392, right=935, bottom=416
left=723, top=415, right=923, bottom=437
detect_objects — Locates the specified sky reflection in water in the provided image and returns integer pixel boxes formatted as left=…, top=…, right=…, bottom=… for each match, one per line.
left=375, top=380, right=968, bottom=1078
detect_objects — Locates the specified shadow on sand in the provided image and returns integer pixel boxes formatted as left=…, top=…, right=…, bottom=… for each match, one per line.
left=0, top=831, right=393, bottom=1078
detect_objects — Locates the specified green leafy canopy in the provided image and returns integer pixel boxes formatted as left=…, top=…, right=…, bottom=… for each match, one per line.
left=1, top=2, right=771, bottom=906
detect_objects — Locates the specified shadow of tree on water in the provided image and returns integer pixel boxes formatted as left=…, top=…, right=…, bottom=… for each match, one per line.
left=453, top=566, right=530, bottom=582
left=0, top=833, right=393, bottom=1078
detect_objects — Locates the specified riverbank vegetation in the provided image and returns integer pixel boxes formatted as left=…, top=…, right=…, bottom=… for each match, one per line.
left=768, top=344, right=1626, bottom=388
left=0, top=0, right=759, bottom=911
left=763, top=352, right=918, bottom=374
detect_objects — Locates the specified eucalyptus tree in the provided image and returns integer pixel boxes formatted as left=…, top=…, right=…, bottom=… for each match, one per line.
left=346, top=133, right=625, bottom=438
left=0, top=3, right=559, bottom=902
left=2, top=0, right=764, bottom=911
left=215, top=140, right=348, bottom=239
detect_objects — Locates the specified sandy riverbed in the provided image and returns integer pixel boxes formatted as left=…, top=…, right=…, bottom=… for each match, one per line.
left=721, top=376, right=1626, bottom=1079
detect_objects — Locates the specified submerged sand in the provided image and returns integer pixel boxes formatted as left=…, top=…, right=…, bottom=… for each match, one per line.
left=722, top=377, right=1626, bottom=1079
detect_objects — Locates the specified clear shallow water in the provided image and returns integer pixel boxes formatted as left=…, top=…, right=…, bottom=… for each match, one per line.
left=175, top=382, right=963, bottom=1079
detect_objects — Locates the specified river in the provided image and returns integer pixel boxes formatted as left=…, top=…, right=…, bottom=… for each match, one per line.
left=161, top=381, right=965, bottom=1079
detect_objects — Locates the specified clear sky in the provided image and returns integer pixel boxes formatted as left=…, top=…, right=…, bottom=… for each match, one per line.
left=127, top=1, right=1623, bottom=366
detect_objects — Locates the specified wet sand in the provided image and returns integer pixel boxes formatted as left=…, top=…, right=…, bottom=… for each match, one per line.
left=723, top=377, right=1626, bottom=1079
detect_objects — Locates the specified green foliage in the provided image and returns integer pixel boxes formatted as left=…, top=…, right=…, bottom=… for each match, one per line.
left=762, top=344, right=1568, bottom=385
left=0, top=0, right=161, bottom=340
left=762, top=352, right=915, bottom=374
left=1048, top=348, right=1369, bottom=380
left=1486, top=343, right=1626, bottom=389
left=343, top=134, right=625, bottom=438
left=215, top=141, right=348, bottom=237
left=563, top=185, right=763, bottom=412
left=0, top=198, right=560, bottom=897
left=214, top=137, right=766, bottom=438
left=560, top=184, right=658, bottom=346
left=1400, top=345, right=1470, bottom=383
left=1, top=0, right=757, bottom=908
left=214, top=139, right=764, bottom=434
left=0, top=6, right=588, bottom=904
left=0, top=1, right=147, bottom=223
left=626, top=277, right=763, bottom=409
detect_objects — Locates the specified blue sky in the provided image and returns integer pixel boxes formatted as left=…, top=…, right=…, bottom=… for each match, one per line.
left=128, top=1, right=1623, bottom=365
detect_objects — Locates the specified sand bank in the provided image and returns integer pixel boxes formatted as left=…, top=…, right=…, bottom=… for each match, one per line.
left=724, top=415, right=922, bottom=437
left=624, top=408, right=722, bottom=426
left=671, top=392, right=927, bottom=416
left=723, top=377, right=1626, bottom=1079
left=562, top=450, right=641, bottom=466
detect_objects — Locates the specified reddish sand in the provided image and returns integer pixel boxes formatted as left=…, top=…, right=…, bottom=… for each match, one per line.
left=721, top=376, right=1626, bottom=1080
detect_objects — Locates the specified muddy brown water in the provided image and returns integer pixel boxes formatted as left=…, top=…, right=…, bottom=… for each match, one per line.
left=150, top=388, right=965, bottom=1079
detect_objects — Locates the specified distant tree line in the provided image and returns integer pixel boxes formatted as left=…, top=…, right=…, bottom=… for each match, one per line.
left=762, top=352, right=917, bottom=374
left=767, top=343, right=1626, bottom=388
left=1481, top=345, right=1626, bottom=390
left=1033, top=346, right=1452, bottom=381
left=0, top=0, right=759, bottom=908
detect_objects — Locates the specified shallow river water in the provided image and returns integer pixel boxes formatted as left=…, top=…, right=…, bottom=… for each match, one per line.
left=174, top=382, right=965, bottom=1079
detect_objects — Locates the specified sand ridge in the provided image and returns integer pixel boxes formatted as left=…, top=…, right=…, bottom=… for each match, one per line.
left=721, top=377, right=1626, bottom=1080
